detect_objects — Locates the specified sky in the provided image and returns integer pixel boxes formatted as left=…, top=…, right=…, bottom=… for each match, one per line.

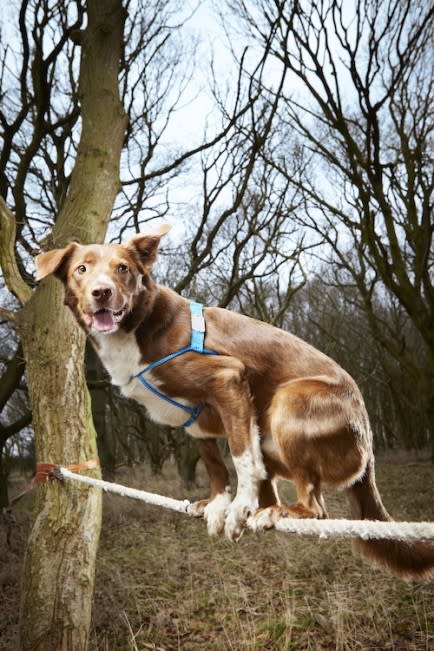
left=159, top=1, right=235, bottom=146
left=0, top=0, right=396, bottom=248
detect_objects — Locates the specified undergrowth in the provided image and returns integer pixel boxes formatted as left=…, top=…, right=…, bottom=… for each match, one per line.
left=90, top=457, right=433, bottom=650
left=1, top=455, right=433, bottom=650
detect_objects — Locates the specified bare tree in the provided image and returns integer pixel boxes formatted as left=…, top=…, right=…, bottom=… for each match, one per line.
left=286, top=275, right=430, bottom=450
left=0, top=336, right=31, bottom=508
left=0, top=1, right=127, bottom=646
left=230, top=0, right=434, bottom=453
left=0, top=0, right=307, bottom=643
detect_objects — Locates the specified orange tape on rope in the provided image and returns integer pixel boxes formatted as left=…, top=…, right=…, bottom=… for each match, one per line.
left=34, top=459, right=100, bottom=484
left=10, top=459, right=100, bottom=506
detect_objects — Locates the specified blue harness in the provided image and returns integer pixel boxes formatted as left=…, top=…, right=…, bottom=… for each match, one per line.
left=134, top=302, right=218, bottom=427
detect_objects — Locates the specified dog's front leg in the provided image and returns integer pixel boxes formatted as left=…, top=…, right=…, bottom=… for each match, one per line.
left=188, top=438, right=232, bottom=536
left=209, top=359, right=267, bottom=541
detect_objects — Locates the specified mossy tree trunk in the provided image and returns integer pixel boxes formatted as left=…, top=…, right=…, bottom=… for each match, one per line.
left=14, top=1, right=127, bottom=649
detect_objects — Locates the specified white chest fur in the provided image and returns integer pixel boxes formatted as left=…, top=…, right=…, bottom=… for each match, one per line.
left=94, top=330, right=143, bottom=386
left=93, top=331, right=195, bottom=428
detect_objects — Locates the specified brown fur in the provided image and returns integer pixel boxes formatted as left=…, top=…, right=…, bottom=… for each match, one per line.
left=35, top=225, right=434, bottom=580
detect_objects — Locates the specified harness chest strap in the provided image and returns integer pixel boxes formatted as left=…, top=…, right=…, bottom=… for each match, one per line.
left=134, top=302, right=217, bottom=427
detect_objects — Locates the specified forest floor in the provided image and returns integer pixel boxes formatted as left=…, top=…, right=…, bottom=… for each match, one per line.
left=1, top=451, right=433, bottom=650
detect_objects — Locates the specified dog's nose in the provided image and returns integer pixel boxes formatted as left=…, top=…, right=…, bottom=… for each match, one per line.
left=91, top=286, right=113, bottom=300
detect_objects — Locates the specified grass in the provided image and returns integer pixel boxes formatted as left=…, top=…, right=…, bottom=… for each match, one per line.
left=1, top=453, right=433, bottom=650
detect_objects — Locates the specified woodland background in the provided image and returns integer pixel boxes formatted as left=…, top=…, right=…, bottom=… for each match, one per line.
left=0, top=1, right=433, bottom=649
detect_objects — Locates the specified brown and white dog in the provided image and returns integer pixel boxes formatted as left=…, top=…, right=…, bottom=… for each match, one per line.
left=35, top=224, right=434, bottom=579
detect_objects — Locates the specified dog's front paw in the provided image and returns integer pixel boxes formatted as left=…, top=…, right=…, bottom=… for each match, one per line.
left=203, top=488, right=232, bottom=537
left=224, top=500, right=254, bottom=542
left=188, top=498, right=209, bottom=518
left=247, top=506, right=279, bottom=532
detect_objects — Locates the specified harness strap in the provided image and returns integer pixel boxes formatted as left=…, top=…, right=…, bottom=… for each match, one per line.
left=134, top=302, right=217, bottom=427
left=190, top=301, right=206, bottom=351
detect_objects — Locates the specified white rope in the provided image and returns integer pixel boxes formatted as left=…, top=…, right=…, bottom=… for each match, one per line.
left=273, top=517, right=434, bottom=541
left=59, top=468, right=190, bottom=514
left=59, top=467, right=434, bottom=542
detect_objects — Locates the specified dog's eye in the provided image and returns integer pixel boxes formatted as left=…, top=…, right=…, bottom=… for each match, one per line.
left=118, top=263, right=129, bottom=274
left=77, top=264, right=87, bottom=274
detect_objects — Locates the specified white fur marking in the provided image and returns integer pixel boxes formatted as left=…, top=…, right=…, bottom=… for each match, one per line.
left=125, top=374, right=195, bottom=427
left=90, top=272, right=116, bottom=292
left=224, top=423, right=267, bottom=540
left=204, top=487, right=232, bottom=536
left=93, top=330, right=195, bottom=427
left=93, top=330, right=142, bottom=386
left=249, top=419, right=267, bottom=481
left=282, top=411, right=348, bottom=438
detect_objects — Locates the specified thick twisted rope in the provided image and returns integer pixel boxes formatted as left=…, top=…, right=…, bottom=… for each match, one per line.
left=59, top=467, right=190, bottom=514
left=59, top=467, right=434, bottom=542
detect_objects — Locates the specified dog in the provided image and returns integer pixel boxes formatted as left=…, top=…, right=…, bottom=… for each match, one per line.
left=35, top=224, right=434, bottom=579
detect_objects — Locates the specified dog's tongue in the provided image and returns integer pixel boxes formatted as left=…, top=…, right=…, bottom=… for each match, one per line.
left=93, top=309, right=114, bottom=332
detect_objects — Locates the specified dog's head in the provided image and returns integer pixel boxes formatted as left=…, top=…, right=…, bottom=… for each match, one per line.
left=35, top=224, right=170, bottom=335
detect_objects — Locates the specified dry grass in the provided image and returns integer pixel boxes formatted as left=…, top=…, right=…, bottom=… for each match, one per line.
left=1, top=454, right=433, bottom=650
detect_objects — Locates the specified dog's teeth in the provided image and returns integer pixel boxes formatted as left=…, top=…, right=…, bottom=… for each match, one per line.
left=113, top=308, right=125, bottom=321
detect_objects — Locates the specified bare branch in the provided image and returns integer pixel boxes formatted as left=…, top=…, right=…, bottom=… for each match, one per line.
left=0, top=307, right=17, bottom=323
left=0, top=197, right=32, bottom=304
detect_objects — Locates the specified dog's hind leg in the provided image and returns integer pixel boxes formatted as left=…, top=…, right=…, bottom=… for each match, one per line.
left=250, top=474, right=327, bottom=532
left=258, top=478, right=280, bottom=508
left=250, top=376, right=368, bottom=532
left=290, top=473, right=328, bottom=519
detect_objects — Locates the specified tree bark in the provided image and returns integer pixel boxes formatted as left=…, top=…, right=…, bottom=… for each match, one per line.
left=0, top=458, right=9, bottom=510
left=17, top=1, right=127, bottom=648
left=17, top=301, right=101, bottom=650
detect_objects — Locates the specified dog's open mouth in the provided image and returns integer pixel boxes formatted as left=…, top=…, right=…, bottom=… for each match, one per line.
left=92, top=307, right=126, bottom=332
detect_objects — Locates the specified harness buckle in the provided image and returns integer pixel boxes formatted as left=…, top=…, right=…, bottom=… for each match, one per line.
left=191, top=313, right=205, bottom=333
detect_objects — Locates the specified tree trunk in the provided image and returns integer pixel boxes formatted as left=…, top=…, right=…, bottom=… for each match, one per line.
left=17, top=292, right=101, bottom=650
left=17, top=1, right=127, bottom=648
left=0, top=450, right=8, bottom=510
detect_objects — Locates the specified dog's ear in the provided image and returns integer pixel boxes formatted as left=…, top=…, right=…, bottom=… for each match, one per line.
left=126, top=223, right=171, bottom=267
left=35, top=243, right=78, bottom=281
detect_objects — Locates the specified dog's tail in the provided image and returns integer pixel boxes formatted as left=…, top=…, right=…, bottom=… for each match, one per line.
left=345, top=456, right=434, bottom=580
